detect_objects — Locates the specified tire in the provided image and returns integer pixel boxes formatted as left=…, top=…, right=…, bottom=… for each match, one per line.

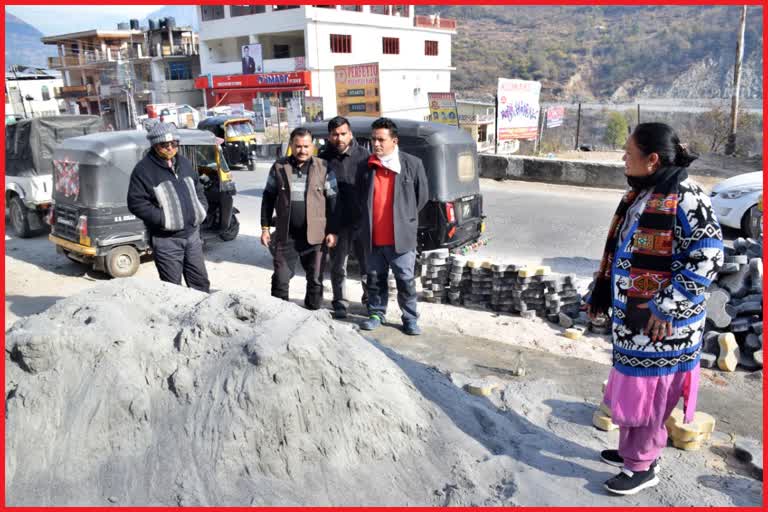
left=9, top=196, right=33, bottom=238
left=106, top=245, right=140, bottom=278
left=219, top=214, right=239, bottom=241
left=741, top=205, right=760, bottom=239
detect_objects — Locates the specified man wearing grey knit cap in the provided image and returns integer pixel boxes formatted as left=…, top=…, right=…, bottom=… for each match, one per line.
left=127, top=123, right=211, bottom=292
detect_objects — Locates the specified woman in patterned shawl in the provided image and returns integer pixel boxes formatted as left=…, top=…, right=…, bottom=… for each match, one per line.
left=587, top=123, right=724, bottom=496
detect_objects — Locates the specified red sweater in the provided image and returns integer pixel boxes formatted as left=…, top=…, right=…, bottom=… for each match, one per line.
left=369, top=155, right=396, bottom=247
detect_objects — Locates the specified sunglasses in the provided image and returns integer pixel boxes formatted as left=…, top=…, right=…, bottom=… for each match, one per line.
left=157, top=141, right=179, bottom=148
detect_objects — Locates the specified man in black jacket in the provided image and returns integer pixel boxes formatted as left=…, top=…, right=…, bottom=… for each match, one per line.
left=356, top=118, right=429, bottom=335
left=318, top=116, right=370, bottom=319
left=127, top=123, right=210, bottom=292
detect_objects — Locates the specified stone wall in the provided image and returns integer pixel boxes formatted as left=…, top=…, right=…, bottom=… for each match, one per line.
left=479, top=154, right=628, bottom=189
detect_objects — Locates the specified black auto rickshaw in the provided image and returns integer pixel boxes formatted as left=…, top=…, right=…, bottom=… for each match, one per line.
left=303, top=117, right=486, bottom=253
left=48, top=129, right=239, bottom=278
left=197, top=115, right=259, bottom=170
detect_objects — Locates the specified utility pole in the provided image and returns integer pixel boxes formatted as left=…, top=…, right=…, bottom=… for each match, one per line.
left=725, top=5, right=747, bottom=156
left=574, top=102, right=582, bottom=150
left=494, top=94, right=499, bottom=154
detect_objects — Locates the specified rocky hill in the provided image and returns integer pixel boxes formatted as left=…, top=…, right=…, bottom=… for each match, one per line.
left=417, top=5, right=763, bottom=101
left=5, top=13, right=57, bottom=69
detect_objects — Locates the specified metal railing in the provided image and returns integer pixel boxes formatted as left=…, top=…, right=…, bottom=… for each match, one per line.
left=414, top=15, right=457, bottom=30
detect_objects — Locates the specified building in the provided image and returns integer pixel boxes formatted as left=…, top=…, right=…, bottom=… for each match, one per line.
left=5, top=66, right=65, bottom=119
left=456, top=99, right=496, bottom=153
left=41, top=21, right=202, bottom=129
left=194, top=5, right=455, bottom=121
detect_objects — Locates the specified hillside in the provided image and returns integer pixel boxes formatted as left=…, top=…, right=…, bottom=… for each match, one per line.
left=417, top=5, right=763, bottom=101
left=5, top=13, right=57, bottom=69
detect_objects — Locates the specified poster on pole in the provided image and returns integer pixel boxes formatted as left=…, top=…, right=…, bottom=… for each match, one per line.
left=334, top=63, right=380, bottom=117
left=304, top=96, right=324, bottom=122
left=497, top=78, right=541, bottom=141
left=427, top=92, right=459, bottom=126
left=241, top=43, right=263, bottom=74
left=251, top=98, right=266, bottom=132
left=287, top=97, right=303, bottom=130
left=546, top=106, right=565, bottom=128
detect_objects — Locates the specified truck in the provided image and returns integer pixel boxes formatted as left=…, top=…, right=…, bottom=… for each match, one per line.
left=5, top=115, right=103, bottom=237
left=146, top=103, right=201, bottom=129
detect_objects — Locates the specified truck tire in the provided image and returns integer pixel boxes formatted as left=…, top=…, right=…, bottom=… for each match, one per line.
left=9, top=196, right=34, bottom=238
left=106, top=245, right=140, bottom=278
left=220, top=214, right=239, bottom=241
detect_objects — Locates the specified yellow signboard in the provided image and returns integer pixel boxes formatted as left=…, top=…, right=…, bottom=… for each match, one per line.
left=428, top=92, right=459, bottom=126
left=334, top=63, right=380, bottom=117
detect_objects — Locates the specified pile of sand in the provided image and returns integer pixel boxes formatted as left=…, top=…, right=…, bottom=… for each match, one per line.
left=6, top=280, right=759, bottom=506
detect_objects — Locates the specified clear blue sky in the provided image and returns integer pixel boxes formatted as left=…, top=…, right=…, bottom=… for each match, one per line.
left=7, top=5, right=164, bottom=35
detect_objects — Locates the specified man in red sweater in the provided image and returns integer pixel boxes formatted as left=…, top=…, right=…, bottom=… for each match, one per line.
left=355, top=118, right=429, bottom=335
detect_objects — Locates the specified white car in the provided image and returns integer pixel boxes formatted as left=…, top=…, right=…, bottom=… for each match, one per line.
left=710, top=171, right=763, bottom=239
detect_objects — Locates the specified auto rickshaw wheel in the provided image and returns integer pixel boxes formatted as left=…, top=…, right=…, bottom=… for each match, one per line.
left=106, top=245, right=140, bottom=278
left=9, top=196, right=33, bottom=238
left=219, top=214, right=239, bottom=241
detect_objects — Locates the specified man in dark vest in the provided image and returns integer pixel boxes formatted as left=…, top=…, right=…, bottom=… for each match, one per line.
left=260, top=127, right=339, bottom=310
left=318, top=116, right=370, bottom=319
left=356, top=117, right=429, bottom=335
left=127, top=122, right=210, bottom=292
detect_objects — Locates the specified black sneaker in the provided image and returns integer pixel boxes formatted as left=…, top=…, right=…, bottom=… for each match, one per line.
left=604, top=467, right=660, bottom=495
left=332, top=308, right=348, bottom=319
left=600, top=450, right=661, bottom=473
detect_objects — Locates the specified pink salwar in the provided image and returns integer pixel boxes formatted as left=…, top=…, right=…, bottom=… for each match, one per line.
left=602, top=364, right=700, bottom=472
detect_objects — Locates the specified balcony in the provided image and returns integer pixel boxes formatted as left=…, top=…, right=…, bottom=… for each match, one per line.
left=414, top=15, right=457, bottom=30
left=149, top=44, right=198, bottom=58
left=47, top=47, right=148, bottom=69
left=57, top=84, right=96, bottom=98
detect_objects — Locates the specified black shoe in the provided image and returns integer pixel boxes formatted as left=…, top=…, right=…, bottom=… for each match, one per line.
left=600, top=450, right=661, bottom=473
left=332, top=308, right=348, bottom=319
left=604, top=467, right=660, bottom=495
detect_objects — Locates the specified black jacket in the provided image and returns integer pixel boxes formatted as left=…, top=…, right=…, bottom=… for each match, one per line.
left=127, top=151, right=208, bottom=239
left=318, top=139, right=370, bottom=230
left=356, top=150, right=429, bottom=253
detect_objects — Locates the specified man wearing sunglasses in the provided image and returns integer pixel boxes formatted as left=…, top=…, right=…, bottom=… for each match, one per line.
left=127, top=123, right=210, bottom=292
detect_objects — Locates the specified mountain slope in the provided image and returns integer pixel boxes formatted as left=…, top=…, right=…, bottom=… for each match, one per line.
left=416, top=5, right=763, bottom=100
left=5, top=13, right=58, bottom=69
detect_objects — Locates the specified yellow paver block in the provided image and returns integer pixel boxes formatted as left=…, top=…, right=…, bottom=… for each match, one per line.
left=672, top=437, right=704, bottom=451
left=592, top=410, right=618, bottom=431
left=465, top=382, right=499, bottom=397
left=599, top=402, right=612, bottom=417
left=666, top=408, right=716, bottom=443
left=467, top=258, right=482, bottom=269
left=518, top=267, right=532, bottom=278
left=480, top=260, right=494, bottom=269
left=564, top=328, right=584, bottom=340
left=534, top=265, right=552, bottom=276
left=717, top=333, right=739, bottom=372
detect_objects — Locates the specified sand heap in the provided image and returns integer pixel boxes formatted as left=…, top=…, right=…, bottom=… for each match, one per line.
left=6, top=280, right=759, bottom=507
left=5, top=280, right=511, bottom=506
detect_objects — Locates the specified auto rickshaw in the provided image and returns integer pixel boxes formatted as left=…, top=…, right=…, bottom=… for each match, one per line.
left=48, top=129, right=239, bottom=278
left=303, top=117, right=486, bottom=253
left=197, top=115, right=259, bottom=170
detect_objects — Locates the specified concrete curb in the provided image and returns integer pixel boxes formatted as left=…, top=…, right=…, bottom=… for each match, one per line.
left=479, top=154, right=628, bottom=189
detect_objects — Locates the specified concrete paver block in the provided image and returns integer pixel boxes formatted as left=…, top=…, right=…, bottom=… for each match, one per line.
left=717, top=333, right=739, bottom=371
left=592, top=410, right=618, bottom=431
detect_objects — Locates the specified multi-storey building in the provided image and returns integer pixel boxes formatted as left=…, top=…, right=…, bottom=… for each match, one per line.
left=5, top=66, right=65, bottom=119
left=41, top=21, right=202, bottom=129
left=194, top=5, right=456, bottom=121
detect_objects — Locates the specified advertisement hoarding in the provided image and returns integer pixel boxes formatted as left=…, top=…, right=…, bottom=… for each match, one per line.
left=241, top=43, right=263, bottom=75
left=497, top=78, right=541, bottom=141
left=427, top=92, right=459, bottom=127
left=334, top=63, right=380, bottom=117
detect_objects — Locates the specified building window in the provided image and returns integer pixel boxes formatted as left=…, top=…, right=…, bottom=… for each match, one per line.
left=41, top=86, right=51, bottom=101
left=382, top=37, right=399, bottom=55
left=340, top=5, right=362, bottom=11
left=201, top=6, right=225, bottom=21
left=313, top=5, right=336, bottom=8
left=425, top=40, right=438, bottom=56
left=370, top=5, right=389, bottom=15
left=330, top=34, right=351, bottom=53
left=230, top=5, right=266, bottom=17
left=392, top=5, right=409, bottom=17
left=167, top=61, right=192, bottom=80
left=273, top=44, right=290, bottom=59
left=273, top=5, right=299, bottom=11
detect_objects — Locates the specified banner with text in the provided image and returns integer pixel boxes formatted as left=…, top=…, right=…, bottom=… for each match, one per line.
left=497, top=78, right=541, bottom=141
left=546, top=106, right=565, bottom=128
left=427, top=92, right=459, bottom=126
left=304, top=96, right=324, bottom=122
left=334, top=62, right=380, bottom=117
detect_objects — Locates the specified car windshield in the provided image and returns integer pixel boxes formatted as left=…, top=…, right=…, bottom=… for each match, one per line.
left=225, top=122, right=254, bottom=137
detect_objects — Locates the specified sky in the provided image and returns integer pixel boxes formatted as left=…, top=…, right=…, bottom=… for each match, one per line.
left=7, top=5, right=165, bottom=35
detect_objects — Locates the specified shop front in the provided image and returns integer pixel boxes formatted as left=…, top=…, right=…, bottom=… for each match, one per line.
left=194, top=71, right=311, bottom=114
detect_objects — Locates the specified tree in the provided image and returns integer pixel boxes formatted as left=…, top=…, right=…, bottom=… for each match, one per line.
left=604, top=111, right=629, bottom=149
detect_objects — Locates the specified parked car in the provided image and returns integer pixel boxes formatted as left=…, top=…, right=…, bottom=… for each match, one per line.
left=302, top=117, right=486, bottom=253
left=710, top=171, right=763, bottom=239
left=5, top=115, right=103, bottom=237
left=748, top=192, right=762, bottom=240
left=146, top=103, right=200, bottom=129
